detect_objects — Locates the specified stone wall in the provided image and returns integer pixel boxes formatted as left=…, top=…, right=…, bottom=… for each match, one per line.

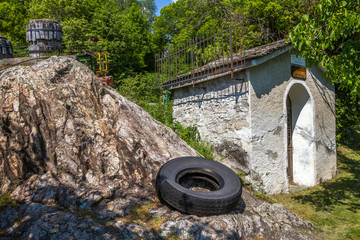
left=173, top=72, right=251, bottom=172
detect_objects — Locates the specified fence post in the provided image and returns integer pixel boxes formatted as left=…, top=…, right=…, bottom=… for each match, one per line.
left=230, top=27, right=234, bottom=79
left=191, top=38, right=194, bottom=87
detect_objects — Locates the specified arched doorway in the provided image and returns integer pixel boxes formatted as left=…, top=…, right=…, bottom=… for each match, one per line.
left=286, top=83, right=316, bottom=186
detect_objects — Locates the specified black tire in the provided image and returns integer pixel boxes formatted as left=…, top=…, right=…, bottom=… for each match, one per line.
left=156, top=156, right=242, bottom=216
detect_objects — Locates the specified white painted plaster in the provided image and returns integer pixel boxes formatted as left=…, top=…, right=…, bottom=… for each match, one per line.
left=246, top=69, right=253, bottom=179
left=286, top=82, right=316, bottom=186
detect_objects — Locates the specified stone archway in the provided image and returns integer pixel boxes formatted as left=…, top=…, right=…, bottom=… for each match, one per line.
left=286, top=82, right=316, bottom=186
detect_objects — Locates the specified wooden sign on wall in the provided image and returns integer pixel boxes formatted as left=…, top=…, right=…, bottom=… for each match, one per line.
left=291, top=66, right=306, bottom=79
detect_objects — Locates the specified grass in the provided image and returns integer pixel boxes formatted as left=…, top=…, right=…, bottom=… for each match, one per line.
left=269, top=129, right=360, bottom=240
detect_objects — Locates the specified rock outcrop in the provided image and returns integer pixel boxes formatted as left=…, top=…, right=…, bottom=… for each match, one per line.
left=0, top=56, right=197, bottom=195
left=0, top=57, right=319, bottom=239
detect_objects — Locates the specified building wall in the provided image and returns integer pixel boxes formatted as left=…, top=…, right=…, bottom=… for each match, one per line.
left=249, top=51, right=336, bottom=193
left=173, top=72, right=251, bottom=172
left=172, top=50, right=336, bottom=194
left=248, top=52, right=291, bottom=193
left=306, top=65, right=337, bottom=184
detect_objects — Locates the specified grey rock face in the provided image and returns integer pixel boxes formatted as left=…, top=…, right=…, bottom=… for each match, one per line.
left=0, top=56, right=197, bottom=196
left=22, top=212, right=113, bottom=240
left=0, top=57, right=319, bottom=239
left=155, top=189, right=318, bottom=240
left=0, top=208, right=18, bottom=229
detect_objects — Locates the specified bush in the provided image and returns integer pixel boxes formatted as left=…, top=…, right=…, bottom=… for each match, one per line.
left=168, top=122, right=214, bottom=159
left=140, top=101, right=174, bottom=126
left=116, top=72, right=160, bottom=103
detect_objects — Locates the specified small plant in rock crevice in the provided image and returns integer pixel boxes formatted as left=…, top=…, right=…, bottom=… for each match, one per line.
left=237, top=172, right=248, bottom=186
left=0, top=193, right=18, bottom=211
left=168, top=122, right=214, bottom=159
left=119, top=202, right=167, bottom=232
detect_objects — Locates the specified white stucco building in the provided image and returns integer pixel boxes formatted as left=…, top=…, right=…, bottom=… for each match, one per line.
left=166, top=40, right=337, bottom=194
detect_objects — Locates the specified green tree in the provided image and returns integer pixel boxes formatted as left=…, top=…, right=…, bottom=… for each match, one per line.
left=28, top=0, right=99, bottom=22
left=0, top=0, right=30, bottom=45
left=289, top=0, right=360, bottom=138
left=27, top=0, right=154, bottom=80
left=289, top=0, right=360, bottom=96
left=152, top=0, right=318, bottom=52
left=114, top=0, right=156, bottom=23
left=116, top=3, right=152, bottom=73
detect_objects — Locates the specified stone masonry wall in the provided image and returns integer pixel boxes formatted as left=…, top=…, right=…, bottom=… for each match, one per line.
left=173, top=72, right=251, bottom=172
left=172, top=51, right=336, bottom=194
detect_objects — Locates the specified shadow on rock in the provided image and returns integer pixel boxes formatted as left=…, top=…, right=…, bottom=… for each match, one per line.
left=0, top=175, right=248, bottom=240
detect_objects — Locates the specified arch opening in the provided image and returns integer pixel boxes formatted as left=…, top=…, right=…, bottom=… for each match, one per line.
left=286, top=83, right=315, bottom=186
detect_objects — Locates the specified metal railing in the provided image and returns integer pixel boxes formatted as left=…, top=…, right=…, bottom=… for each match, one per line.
left=155, top=18, right=245, bottom=89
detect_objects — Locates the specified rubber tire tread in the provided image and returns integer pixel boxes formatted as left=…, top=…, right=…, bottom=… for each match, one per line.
left=156, top=156, right=242, bottom=216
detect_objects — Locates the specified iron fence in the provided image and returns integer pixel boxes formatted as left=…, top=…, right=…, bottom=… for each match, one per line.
left=155, top=18, right=246, bottom=89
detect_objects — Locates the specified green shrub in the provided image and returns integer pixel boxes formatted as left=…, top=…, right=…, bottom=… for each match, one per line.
left=168, top=122, right=214, bottom=159
left=116, top=72, right=160, bottom=103
left=141, top=101, right=174, bottom=126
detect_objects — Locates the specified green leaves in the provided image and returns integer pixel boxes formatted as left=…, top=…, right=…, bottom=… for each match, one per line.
left=1, top=0, right=155, bottom=78
left=290, top=0, right=360, bottom=139
left=302, top=14, right=309, bottom=21
left=0, top=0, right=30, bottom=45
left=153, top=0, right=318, bottom=54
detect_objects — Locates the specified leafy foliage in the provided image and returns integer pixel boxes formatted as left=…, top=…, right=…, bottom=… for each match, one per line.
left=0, top=0, right=30, bottom=45
left=168, top=122, right=214, bottom=159
left=336, top=86, right=360, bottom=140
left=290, top=0, right=360, bottom=95
left=152, top=0, right=318, bottom=52
left=1, top=0, right=155, bottom=81
left=117, top=72, right=160, bottom=103
left=290, top=0, right=360, bottom=138
left=117, top=73, right=213, bottom=158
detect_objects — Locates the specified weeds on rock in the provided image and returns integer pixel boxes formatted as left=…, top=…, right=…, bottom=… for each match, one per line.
left=119, top=202, right=167, bottom=232
left=168, top=122, right=214, bottom=159
left=0, top=193, right=18, bottom=211
left=237, top=172, right=247, bottom=186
